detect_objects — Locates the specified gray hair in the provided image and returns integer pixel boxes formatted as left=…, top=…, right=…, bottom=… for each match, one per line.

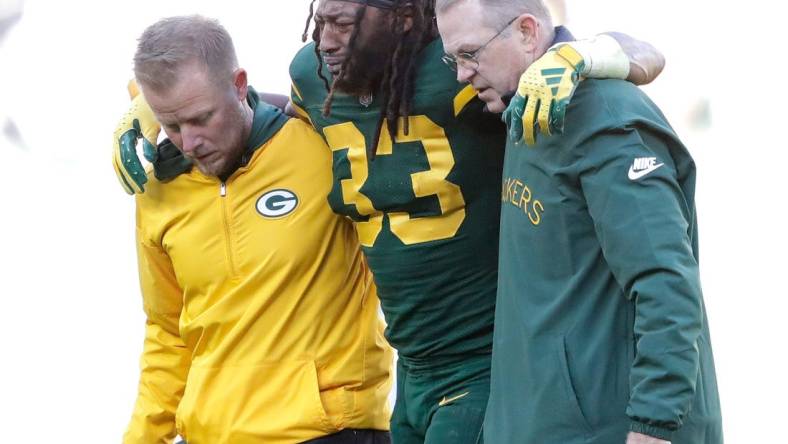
left=133, top=15, right=238, bottom=92
left=436, top=0, right=552, bottom=30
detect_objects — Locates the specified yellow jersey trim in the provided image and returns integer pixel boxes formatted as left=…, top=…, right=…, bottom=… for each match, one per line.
left=453, top=85, right=478, bottom=117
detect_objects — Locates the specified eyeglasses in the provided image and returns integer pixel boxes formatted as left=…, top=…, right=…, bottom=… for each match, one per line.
left=441, top=16, right=519, bottom=72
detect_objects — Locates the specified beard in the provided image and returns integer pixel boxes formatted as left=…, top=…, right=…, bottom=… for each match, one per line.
left=190, top=104, right=250, bottom=181
left=213, top=131, right=248, bottom=182
left=332, top=29, right=396, bottom=96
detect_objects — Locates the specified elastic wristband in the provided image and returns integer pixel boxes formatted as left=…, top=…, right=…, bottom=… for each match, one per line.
left=555, top=34, right=630, bottom=79
left=629, top=420, right=675, bottom=441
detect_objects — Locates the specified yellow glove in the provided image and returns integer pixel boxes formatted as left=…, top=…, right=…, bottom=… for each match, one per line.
left=502, top=44, right=585, bottom=145
left=111, top=80, right=161, bottom=194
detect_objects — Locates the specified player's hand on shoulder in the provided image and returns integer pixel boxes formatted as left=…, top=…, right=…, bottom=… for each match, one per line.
left=112, top=80, right=161, bottom=195
left=503, top=33, right=635, bottom=145
left=502, top=43, right=585, bottom=145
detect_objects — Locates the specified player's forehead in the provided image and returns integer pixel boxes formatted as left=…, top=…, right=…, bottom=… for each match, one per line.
left=145, top=71, right=219, bottom=124
left=439, top=1, right=493, bottom=53
left=316, top=0, right=364, bottom=20
left=149, top=94, right=216, bottom=127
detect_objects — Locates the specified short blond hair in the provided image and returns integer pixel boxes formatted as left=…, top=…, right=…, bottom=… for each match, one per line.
left=133, top=15, right=238, bottom=92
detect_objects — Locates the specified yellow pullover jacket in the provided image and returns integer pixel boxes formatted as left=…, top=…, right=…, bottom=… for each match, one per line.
left=124, top=96, right=393, bottom=444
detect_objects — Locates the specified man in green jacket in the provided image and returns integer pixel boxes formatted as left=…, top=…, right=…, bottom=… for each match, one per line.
left=437, top=1, right=723, bottom=443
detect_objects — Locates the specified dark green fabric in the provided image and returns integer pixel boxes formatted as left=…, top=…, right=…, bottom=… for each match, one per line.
left=152, top=141, right=193, bottom=182
left=242, top=85, right=289, bottom=162
left=391, top=355, right=489, bottom=444
left=153, top=85, right=289, bottom=182
left=289, top=38, right=505, bottom=360
left=487, top=79, right=722, bottom=443
left=300, top=429, right=391, bottom=443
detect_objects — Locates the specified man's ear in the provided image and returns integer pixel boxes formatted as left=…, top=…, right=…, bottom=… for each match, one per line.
left=515, top=14, right=540, bottom=51
left=233, top=68, right=248, bottom=100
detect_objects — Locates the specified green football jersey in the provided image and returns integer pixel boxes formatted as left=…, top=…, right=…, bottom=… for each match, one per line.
left=289, top=39, right=505, bottom=359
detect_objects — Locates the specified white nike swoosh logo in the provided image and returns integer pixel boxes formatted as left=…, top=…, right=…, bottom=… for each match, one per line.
left=628, top=163, right=664, bottom=180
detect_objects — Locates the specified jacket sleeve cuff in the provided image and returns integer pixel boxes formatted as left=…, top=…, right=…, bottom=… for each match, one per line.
left=629, top=421, right=674, bottom=441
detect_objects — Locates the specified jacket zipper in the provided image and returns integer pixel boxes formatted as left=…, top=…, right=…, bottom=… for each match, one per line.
left=219, top=181, right=240, bottom=278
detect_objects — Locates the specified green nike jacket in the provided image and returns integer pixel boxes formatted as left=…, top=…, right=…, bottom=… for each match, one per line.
left=485, top=79, right=723, bottom=444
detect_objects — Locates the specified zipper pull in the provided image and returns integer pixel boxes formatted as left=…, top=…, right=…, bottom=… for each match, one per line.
left=220, top=182, right=227, bottom=197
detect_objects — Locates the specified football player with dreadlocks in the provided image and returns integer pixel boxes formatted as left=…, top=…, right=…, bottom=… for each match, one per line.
left=286, top=1, right=664, bottom=443
left=291, top=3, right=504, bottom=443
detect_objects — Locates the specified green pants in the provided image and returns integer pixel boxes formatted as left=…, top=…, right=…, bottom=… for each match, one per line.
left=391, top=354, right=490, bottom=444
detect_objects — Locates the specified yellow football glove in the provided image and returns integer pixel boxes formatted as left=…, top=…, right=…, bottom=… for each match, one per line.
left=502, top=44, right=585, bottom=145
left=111, top=80, right=160, bottom=194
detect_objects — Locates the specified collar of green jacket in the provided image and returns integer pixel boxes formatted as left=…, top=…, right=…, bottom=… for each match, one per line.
left=153, top=85, right=290, bottom=182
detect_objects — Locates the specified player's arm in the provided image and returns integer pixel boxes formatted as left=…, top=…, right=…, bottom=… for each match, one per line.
left=578, top=127, right=701, bottom=443
left=603, top=32, right=665, bottom=85
left=257, top=92, right=290, bottom=112
left=504, top=32, right=665, bottom=145
left=112, top=80, right=161, bottom=195
left=123, top=216, right=190, bottom=444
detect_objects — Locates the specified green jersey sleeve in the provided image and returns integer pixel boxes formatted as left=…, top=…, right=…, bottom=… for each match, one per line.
left=289, top=43, right=323, bottom=122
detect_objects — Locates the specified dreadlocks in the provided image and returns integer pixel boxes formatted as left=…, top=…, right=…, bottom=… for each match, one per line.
left=303, top=0, right=438, bottom=159
left=375, top=0, right=435, bottom=154
left=302, top=0, right=332, bottom=94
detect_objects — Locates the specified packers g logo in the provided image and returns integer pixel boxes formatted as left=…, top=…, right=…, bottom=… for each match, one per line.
left=256, top=189, right=299, bottom=218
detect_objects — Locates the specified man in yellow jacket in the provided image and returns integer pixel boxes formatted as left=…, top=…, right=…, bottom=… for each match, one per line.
left=123, top=15, right=392, bottom=444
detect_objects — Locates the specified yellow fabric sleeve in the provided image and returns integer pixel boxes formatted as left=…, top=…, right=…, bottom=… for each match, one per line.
left=123, top=227, right=190, bottom=444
